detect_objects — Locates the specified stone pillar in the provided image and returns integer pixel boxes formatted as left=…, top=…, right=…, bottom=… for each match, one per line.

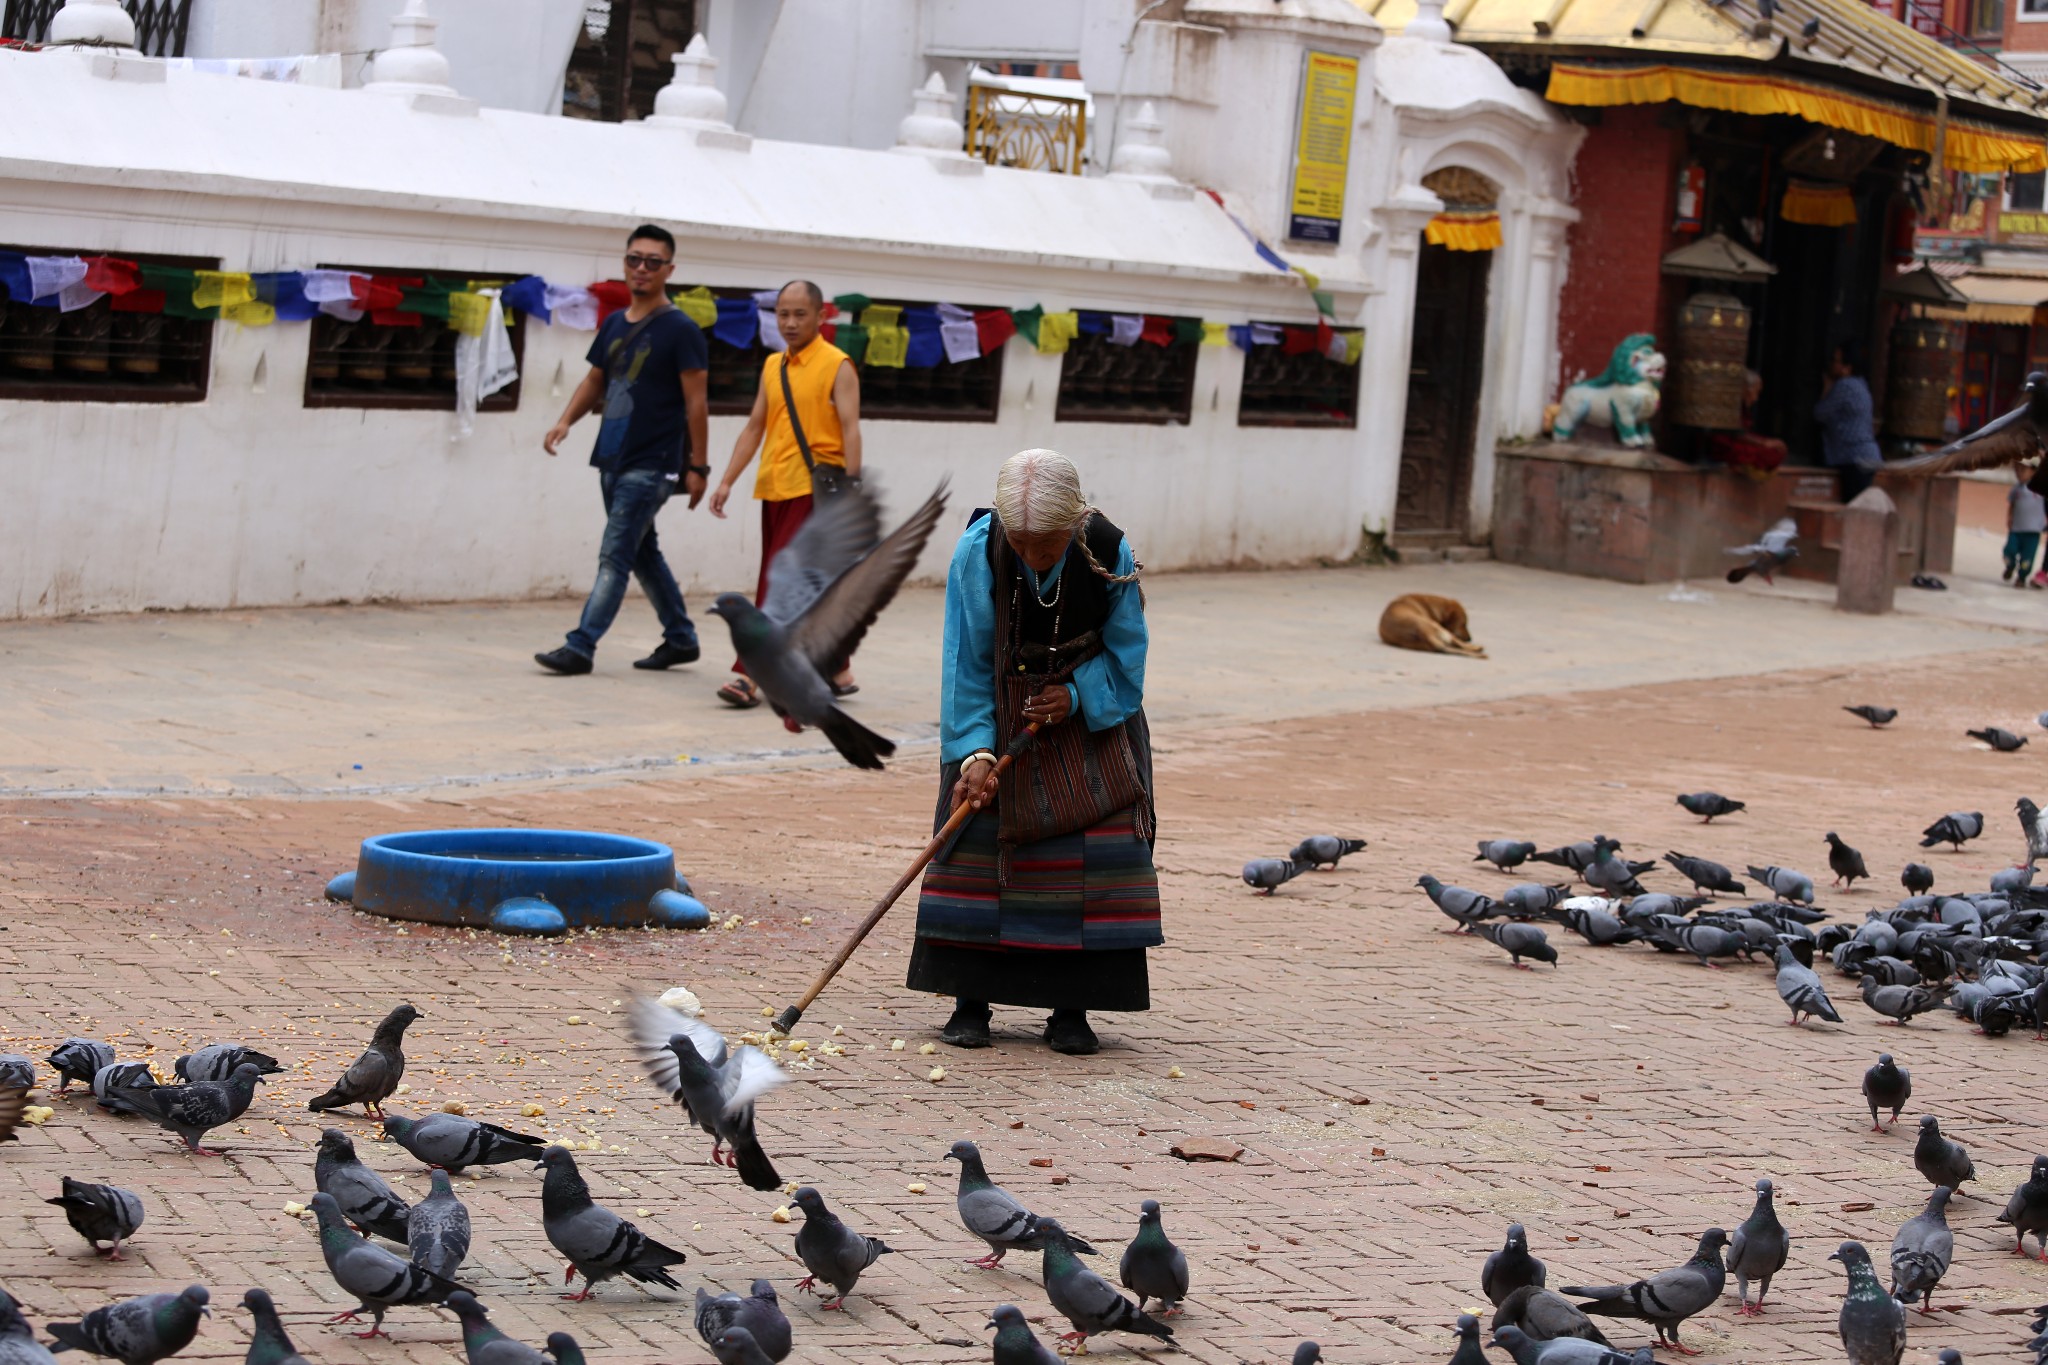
left=1521, top=199, right=1579, bottom=433
left=363, top=0, right=459, bottom=100
left=1357, top=191, right=1446, bottom=536
left=1836, top=485, right=1900, bottom=615
left=47, top=0, right=136, bottom=47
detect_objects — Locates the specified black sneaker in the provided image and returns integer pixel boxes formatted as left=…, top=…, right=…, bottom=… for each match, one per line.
left=2006, top=560, right=2019, bottom=582
left=939, top=1000, right=993, bottom=1049
left=633, top=641, right=702, bottom=670
left=534, top=647, right=593, bottom=675
left=1043, top=1009, right=1098, bottom=1055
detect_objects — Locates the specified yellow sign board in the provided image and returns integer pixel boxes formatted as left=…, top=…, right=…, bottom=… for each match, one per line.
left=1288, top=50, right=1359, bottom=244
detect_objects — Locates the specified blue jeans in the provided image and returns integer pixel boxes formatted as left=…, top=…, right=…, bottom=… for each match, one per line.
left=565, top=468, right=696, bottom=658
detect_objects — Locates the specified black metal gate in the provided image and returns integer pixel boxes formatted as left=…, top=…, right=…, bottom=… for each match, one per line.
left=2, top=0, right=192, bottom=55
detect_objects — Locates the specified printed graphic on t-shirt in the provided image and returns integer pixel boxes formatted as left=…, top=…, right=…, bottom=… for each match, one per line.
left=595, top=340, right=655, bottom=467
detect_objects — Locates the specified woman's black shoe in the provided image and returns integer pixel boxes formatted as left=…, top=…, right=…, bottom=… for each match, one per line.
left=1044, top=1009, right=1098, bottom=1055
left=940, top=999, right=993, bottom=1048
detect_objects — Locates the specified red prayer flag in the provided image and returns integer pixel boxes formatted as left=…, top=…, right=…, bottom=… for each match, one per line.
left=821, top=321, right=838, bottom=343
left=1139, top=315, right=1174, bottom=347
left=974, top=309, right=1017, bottom=354
left=109, top=288, right=165, bottom=314
left=589, top=280, right=631, bottom=324
left=1315, top=320, right=1334, bottom=357
left=1280, top=325, right=1316, bottom=355
left=351, top=274, right=415, bottom=313
left=371, top=308, right=422, bottom=327
left=82, top=256, right=139, bottom=296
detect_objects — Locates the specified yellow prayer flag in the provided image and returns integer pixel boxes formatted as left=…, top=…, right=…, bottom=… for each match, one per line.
left=220, top=300, right=276, bottom=327
left=1201, top=321, right=1229, bottom=347
left=1291, top=266, right=1321, bottom=292
left=860, top=304, right=903, bottom=330
left=672, top=285, right=717, bottom=329
left=447, top=292, right=493, bottom=337
left=1035, top=311, right=1079, bottom=355
left=1341, top=330, right=1364, bottom=365
left=865, top=325, right=909, bottom=368
left=193, top=270, right=255, bottom=310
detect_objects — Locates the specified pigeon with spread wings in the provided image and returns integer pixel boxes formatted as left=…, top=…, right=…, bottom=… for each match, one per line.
left=709, top=481, right=947, bottom=770
left=1895, top=371, right=2048, bottom=487
left=631, top=997, right=787, bottom=1191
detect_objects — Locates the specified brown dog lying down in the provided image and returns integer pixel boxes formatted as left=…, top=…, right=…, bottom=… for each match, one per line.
left=1378, top=593, right=1486, bottom=657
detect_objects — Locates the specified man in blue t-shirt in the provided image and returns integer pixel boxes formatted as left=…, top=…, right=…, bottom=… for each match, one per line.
left=535, top=224, right=711, bottom=675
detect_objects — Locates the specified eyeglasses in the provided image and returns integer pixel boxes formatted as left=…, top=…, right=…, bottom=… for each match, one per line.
left=623, top=253, right=672, bottom=271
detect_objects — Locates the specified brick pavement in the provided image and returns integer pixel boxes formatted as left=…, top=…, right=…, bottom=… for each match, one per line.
left=5, top=645, right=2048, bottom=1363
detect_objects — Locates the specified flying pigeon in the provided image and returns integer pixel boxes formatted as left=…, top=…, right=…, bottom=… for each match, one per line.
left=1776, top=943, right=1842, bottom=1025
left=1969, top=726, right=2028, bottom=752
left=1862, top=1054, right=1911, bottom=1130
left=1039, top=1217, right=1173, bottom=1351
left=47, top=1040, right=114, bottom=1094
left=0, top=1056, right=34, bottom=1091
left=174, top=1045, right=283, bottom=1083
left=708, top=480, right=947, bottom=769
left=989, top=1305, right=1062, bottom=1365
left=1489, top=1325, right=1650, bottom=1365
left=1490, top=1286, right=1612, bottom=1346
left=1483, top=1224, right=1547, bottom=1306
left=1243, top=858, right=1310, bottom=895
left=314, top=1127, right=411, bottom=1243
left=1889, top=1185, right=1954, bottom=1312
left=445, top=1290, right=548, bottom=1365
left=46, top=1178, right=143, bottom=1260
left=47, top=1287, right=209, bottom=1365
left=1726, top=517, right=1798, bottom=584
left=1900, top=863, right=1934, bottom=894
left=1844, top=705, right=1897, bottom=728
left=695, top=1282, right=791, bottom=1363
left=91, top=1062, right=157, bottom=1118
left=1746, top=864, right=1814, bottom=903
left=124, top=1063, right=262, bottom=1156
left=1562, top=1227, right=1729, bottom=1352
left=408, top=1167, right=471, bottom=1282
left=1920, top=812, right=1984, bottom=850
left=1997, top=1154, right=2048, bottom=1259
left=708, top=1328, right=777, bottom=1365
left=1914, top=1117, right=1976, bottom=1193
left=1118, top=1199, right=1189, bottom=1318
left=1675, top=793, right=1744, bottom=822
left=0, top=1290, right=56, bottom=1365
left=1862, top=977, right=1948, bottom=1025
left=538, top=1145, right=686, bottom=1300
left=789, top=1185, right=893, bottom=1309
left=239, top=1289, right=308, bottom=1365
left=307, top=1192, right=460, bottom=1337
left=306, top=1004, right=418, bottom=1119
left=1727, top=1178, right=1789, bottom=1314
left=1478, top=920, right=1558, bottom=969
left=380, top=1112, right=544, bottom=1173
left=1293, top=835, right=1367, bottom=868
left=1474, top=839, right=1537, bottom=872
left=631, top=997, right=786, bottom=1191
left=1894, top=371, right=2048, bottom=489
left=946, top=1139, right=1087, bottom=1268
left=1663, top=852, right=1744, bottom=897
left=1829, top=1241, right=1907, bottom=1365
left=1417, top=875, right=1501, bottom=932
left=2018, top=799, right=2048, bottom=869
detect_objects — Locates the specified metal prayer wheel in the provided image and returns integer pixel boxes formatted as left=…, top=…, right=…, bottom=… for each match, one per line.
left=1885, top=316, right=1955, bottom=441
left=1670, top=290, right=1749, bottom=430
left=113, top=311, right=163, bottom=377
left=57, top=304, right=111, bottom=376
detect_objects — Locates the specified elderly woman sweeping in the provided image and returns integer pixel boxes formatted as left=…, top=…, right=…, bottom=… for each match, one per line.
left=908, top=449, right=1159, bottom=1055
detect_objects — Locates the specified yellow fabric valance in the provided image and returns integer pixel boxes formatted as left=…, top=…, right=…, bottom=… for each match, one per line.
left=1545, top=63, right=2048, bottom=174
left=1426, top=211, right=1503, bottom=251
left=1781, top=179, right=1858, bottom=227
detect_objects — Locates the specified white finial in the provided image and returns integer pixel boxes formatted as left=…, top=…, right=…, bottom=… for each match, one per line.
left=648, top=33, right=731, bottom=127
left=47, top=0, right=137, bottom=48
left=364, top=0, right=458, bottom=98
left=1108, top=101, right=1176, bottom=183
left=1409, top=0, right=1453, bottom=40
left=896, top=69, right=968, bottom=157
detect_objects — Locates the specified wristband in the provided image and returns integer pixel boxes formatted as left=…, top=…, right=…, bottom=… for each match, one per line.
left=686, top=464, right=712, bottom=477
left=964, top=750, right=997, bottom=771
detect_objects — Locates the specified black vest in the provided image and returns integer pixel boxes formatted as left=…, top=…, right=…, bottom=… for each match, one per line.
left=985, top=510, right=1126, bottom=674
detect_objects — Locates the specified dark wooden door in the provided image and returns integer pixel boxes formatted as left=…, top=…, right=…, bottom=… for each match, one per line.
left=1396, top=242, right=1491, bottom=535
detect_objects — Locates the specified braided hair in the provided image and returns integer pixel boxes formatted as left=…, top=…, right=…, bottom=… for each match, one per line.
left=992, top=449, right=1144, bottom=598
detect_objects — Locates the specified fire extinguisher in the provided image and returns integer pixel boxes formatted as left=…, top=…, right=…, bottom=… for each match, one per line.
left=1673, top=160, right=1705, bottom=233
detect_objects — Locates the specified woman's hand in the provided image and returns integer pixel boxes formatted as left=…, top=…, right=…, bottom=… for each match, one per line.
left=1021, top=685, right=1073, bottom=727
left=949, top=756, right=998, bottom=812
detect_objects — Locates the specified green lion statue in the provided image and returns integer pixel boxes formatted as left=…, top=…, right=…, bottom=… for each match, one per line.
left=1548, top=333, right=1666, bottom=448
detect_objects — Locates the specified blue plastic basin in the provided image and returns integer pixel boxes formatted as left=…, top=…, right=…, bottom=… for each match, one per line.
left=349, top=829, right=681, bottom=930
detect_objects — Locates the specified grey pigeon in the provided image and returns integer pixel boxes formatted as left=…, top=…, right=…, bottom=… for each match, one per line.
left=1244, top=858, right=1310, bottom=894
left=46, top=1177, right=143, bottom=1259
left=92, top=1062, right=157, bottom=1117
left=789, top=1185, right=893, bottom=1308
left=1889, top=1185, right=1954, bottom=1312
left=1531, top=842, right=1596, bottom=873
left=1475, top=839, right=1537, bottom=872
left=1896, top=370, right=2048, bottom=480
left=1483, top=1223, right=1547, bottom=1306
left=1827, top=834, right=1870, bottom=888
left=1914, top=1116, right=1976, bottom=1193
left=1862, top=977, right=1948, bottom=1026
left=0, top=1056, right=35, bottom=1090
left=1418, top=875, right=1500, bottom=932
left=2019, top=798, right=2048, bottom=869
left=947, top=1139, right=1088, bottom=1267
left=408, top=1167, right=471, bottom=1281
left=708, top=480, right=946, bottom=769
left=1725, top=517, right=1797, bottom=584
left=1900, top=863, right=1934, bottom=894
left=306, top=1003, right=418, bottom=1118
left=174, top=1045, right=283, bottom=1083
left=1582, top=838, right=1647, bottom=897
left=1727, top=1178, right=1789, bottom=1314
left=1502, top=883, right=1572, bottom=918
left=445, top=1290, right=546, bottom=1365
left=695, top=1281, right=791, bottom=1362
left=539, top=1145, right=685, bottom=1299
left=1999, top=1155, right=2048, bottom=1259
left=1557, top=900, right=1639, bottom=947
left=708, top=1328, right=776, bottom=1365
left=124, top=1063, right=262, bottom=1155
left=308, top=1191, right=459, bottom=1336
left=544, top=1334, right=584, bottom=1365
left=1861, top=1054, right=1911, bottom=1131
left=1830, top=1241, right=1906, bottom=1365
left=989, top=1304, right=1062, bottom=1365
left=1490, top=1325, right=1651, bottom=1365
left=1490, top=1287, right=1608, bottom=1345
left=381, top=1111, right=543, bottom=1173
left=1844, top=705, right=1897, bottom=728
left=1118, top=1199, right=1188, bottom=1317
left=0, top=1292, right=56, bottom=1365
left=1562, top=1227, right=1729, bottom=1350
left=1294, top=1345, right=1323, bottom=1365
left=1968, top=726, right=2027, bottom=752
left=1451, top=1314, right=1490, bottom=1365
left=1658, top=919, right=1742, bottom=968
left=315, top=1127, right=411, bottom=1243
left=1990, top=865, right=2034, bottom=895
left=239, top=1289, right=308, bottom=1365
left=1746, top=864, right=1814, bottom=903
left=1478, top=920, right=1557, bottom=968
left=47, top=1040, right=114, bottom=1094
left=47, top=1287, right=208, bottom=1365
left=1776, top=943, right=1842, bottom=1024
left=1663, top=852, right=1744, bottom=896
left=1294, top=835, right=1367, bottom=868
left=1039, top=1218, right=1172, bottom=1350
left=632, top=997, right=786, bottom=1191
left=1920, top=812, right=1984, bottom=850
left=1676, top=792, right=1744, bottom=822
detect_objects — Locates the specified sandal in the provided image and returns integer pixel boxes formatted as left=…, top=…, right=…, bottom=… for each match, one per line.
left=830, top=681, right=860, bottom=698
left=716, top=679, right=762, bottom=708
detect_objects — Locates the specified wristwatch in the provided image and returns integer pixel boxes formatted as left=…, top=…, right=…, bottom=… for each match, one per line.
left=686, top=464, right=712, bottom=478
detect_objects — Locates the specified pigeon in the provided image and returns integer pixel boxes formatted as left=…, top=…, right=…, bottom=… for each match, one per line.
left=1998, top=1155, right=2048, bottom=1259
left=708, top=1328, right=777, bottom=1365
left=408, top=1167, right=471, bottom=1281
left=174, top=1045, right=283, bottom=1083
left=0, top=1088, right=30, bottom=1145
left=47, top=1287, right=209, bottom=1365
left=1294, top=1346, right=1322, bottom=1365
left=2019, top=799, right=2048, bottom=869
left=1475, top=839, right=1538, bottom=872
left=1663, top=852, right=1744, bottom=897
left=1490, top=1326, right=1650, bottom=1365
left=1776, top=943, right=1842, bottom=1024
left=1483, top=1223, right=1547, bottom=1306
left=1827, top=834, right=1870, bottom=889
left=46, top=1178, right=144, bottom=1260
left=1889, top=1185, right=1954, bottom=1312
left=306, top=1004, right=418, bottom=1118
left=1039, top=1217, right=1173, bottom=1350
left=1490, top=1288, right=1608, bottom=1345
left=695, top=1282, right=791, bottom=1363
left=988, top=1305, right=1061, bottom=1365
left=380, top=1112, right=544, bottom=1173
left=1829, top=1241, right=1907, bottom=1365
left=1478, top=920, right=1558, bottom=969
left=314, top=1127, right=411, bottom=1243
left=1562, top=1227, right=1729, bottom=1351
left=91, top=1062, right=157, bottom=1117
left=1451, top=1314, right=1491, bottom=1365
left=631, top=997, right=785, bottom=1191
left=1243, top=858, right=1309, bottom=894
left=446, top=1290, right=551, bottom=1365
left=789, top=1185, right=893, bottom=1309
left=1294, top=835, right=1367, bottom=868
left=1969, top=726, right=2028, bottom=752
left=1658, top=919, right=1743, bottom=968
left=1726, top=517, right=1797, bottom=584
left=47, top=1040, right=114, bottom=1094
left=1990, top=864, right=2034, bottom=895
left=1118, top=1199, right=1189, bottom=1318
left=307, top=1192, right=460, bottom=1337
left=1746, top=865, right=1814, bottom=903
left=1894, top=372, right=2048, bottom=489
left=1582, top=838, right=1647, bottom=897
left=1675, top=792, right=1744, bottom=822
left=1914, top=1116, right=1976, bottom=1193
left=0, top=1291, right=56, bottom=1365
left=1862, top=1054, right=1911, bottom=1130
left=1531, top=842, right=1596, bottom=873
left=0, top=1056, right=35, bottom=1091
left=538, top=1145, right=686, bottom=1300
left=123, top=1063, right=261, bottom=1156
left=946, top=1139, right=1086, bottom=1267
left=1503, top=883, right=1572, bottom=918
left=544, top=1334, right=584, bottom=1365
left=238, top=1290, right=307, bottom=1365
left=1727, top=1178, right=1789, bottom=1315
left=1901, top=864, right=1934, bottom=895
left=1417, top=875, right=1500, bottom=932
left=1557, top=901, right=1640, bottom=946
left=1862, top=977, right=1948, bottom=1025
left=1844, top=705, right=1897, bottom=729
left=708, top=480, right=947, bottom=769
left=1920, top=812, right=1984, bottom=850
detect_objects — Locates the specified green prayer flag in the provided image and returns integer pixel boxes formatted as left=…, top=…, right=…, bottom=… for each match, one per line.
left=831, top=293, right=872, bottom=315
left=834, top=323, right=870, bottom=365
left=1311, top=289, right=1335, bottom=319
left=1010, top=304, right=1044, bottom=346
left=1172, top=318, right=1205, bottom=345
left=398, top=283, right=454, bottom=322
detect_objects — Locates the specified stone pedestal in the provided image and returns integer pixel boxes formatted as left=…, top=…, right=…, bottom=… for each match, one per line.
left=1835, top=485, right=1900, bottom=615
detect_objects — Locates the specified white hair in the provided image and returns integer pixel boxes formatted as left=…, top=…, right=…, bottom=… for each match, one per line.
left=991, top=448, right=1142, bottom=591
